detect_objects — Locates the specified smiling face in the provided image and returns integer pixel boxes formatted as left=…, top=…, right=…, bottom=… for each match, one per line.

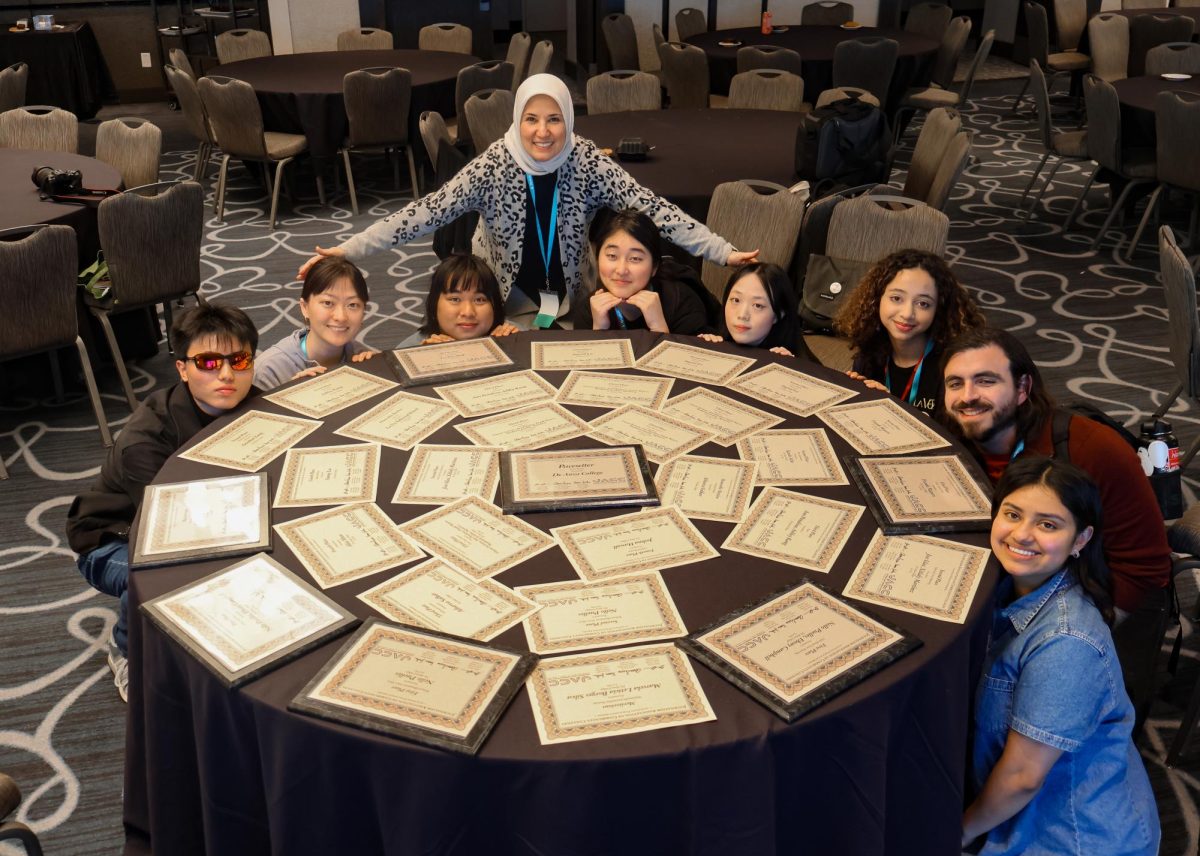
left=943, top=344, right=1029, bottom=454
left=300, top=277, right=366, bottom=353
left=175, top=334, right=255, bottom=416
left=879, top=267, right=937, bottom=349
left=725, top=273, right=777, bottom=346
left=597, top=229, right=656, bottom=300
left=436, top=282, right=496, bottom=340
left=519, top=94, right=567, bottom=162
left=991, top=483, right=1093, bottom=595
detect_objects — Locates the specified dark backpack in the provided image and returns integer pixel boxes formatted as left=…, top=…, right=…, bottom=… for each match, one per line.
left=794, top=97, right=892, bottom=196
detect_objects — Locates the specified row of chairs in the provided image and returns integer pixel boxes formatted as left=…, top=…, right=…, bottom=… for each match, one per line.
left=211, top=22, right=477, bottom=65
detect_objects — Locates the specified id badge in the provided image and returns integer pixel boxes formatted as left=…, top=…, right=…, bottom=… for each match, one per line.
left=534, top=290, right=560, bottom=329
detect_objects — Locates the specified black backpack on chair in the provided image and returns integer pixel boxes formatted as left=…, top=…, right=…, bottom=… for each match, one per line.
left=794, top=96, right=893, bottom=197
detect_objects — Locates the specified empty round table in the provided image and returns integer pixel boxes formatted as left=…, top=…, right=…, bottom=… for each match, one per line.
left=1113, top=74, right=1200, bottom=144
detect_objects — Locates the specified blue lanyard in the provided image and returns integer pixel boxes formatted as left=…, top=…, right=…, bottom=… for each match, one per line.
left=1010, top=439, right=1025, bottom=460
left=525, top=174, right=559, bottom=293
left=300, top=331, right=308, bottom=360
left=884, top=338, right=934, bottom=405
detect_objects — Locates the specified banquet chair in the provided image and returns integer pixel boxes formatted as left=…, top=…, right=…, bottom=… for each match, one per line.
left=93, top=181, right=203, bottom=410
left=164, top=64, right=216, bottom=183
left=506, top=32, right=532, bottom=89
left=1123, top=0, right=1169, bottom=8
left=419, top=110, right=452, bottom=172
left=1052, top=0, right=1088, bottom=55
left=0, top=224, right=111, bottom=475
left=1016, top=59, right=1088, bottom=219
left=198, top=76, right=314, bottom=230
left=453, top=61, right=514, bottom=149
left=736, top=44, right=804, bottom=76
left=586, top=70, right=661, bottom=114
left=96, top=117, right=161, bottom=190
left=892, top=15, right=969, bottom=135
left=214, top=28, right=271, bottom=65
left=463, top=88, right=515, bottom=153
left=1165, top=505, right=1200, bottom=766
left=601, top=13, right=641, bottom=72
left=0, top=62, right=28, bottom=112
left=904, top=3, right=953, bottom=41
left=527, top=40, right=554, bottom=77
left=1087, top=13, right=1130, bottom=82
left=649, top=23, right=667, bottom=74
left=0, top=771, right=44, bottom=853
left=1128, top=91, right=1200, bottom=259
left=728, top=70, right=806, bottom=111
left=1146, top=42, right=1200, bottom=75
left=716, top=0, right=762, bottom=29
left=337, top=28, right=393, bottom=51
left=0, top=105, right=76, bottom=152
left=700, top=180, right=808, bottom=300
left=167, top=48, right=196, bottom=79
left=658, top=42, right=709, bottom=109
left=895, top=28, right=992, bottom=142
left=1128, top=13, right=1195, bottom=77
left=419, top=23, right=472, bottom=55
left=675, top=7, right=707, bottom=41
left=340, top=67, right=420, bottom=216
left=828, top=37, right=899, bottom=107
left=1150, top=226, right=1200, bottom=469
left=801, top=2, right=855, bottom=26
left=900, top=106, right=963, bottom=203
left=1011, top=3, right=1089, bottom=113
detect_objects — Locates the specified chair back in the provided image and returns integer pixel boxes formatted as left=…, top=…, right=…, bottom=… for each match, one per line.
left=197, top=76, right=267, bottom=159
left=1129, top=13, right=1195, bottom=76
left=455, top=61, right=514, bottom=147
left=832, top=38, right=899, bottom=103
left=1088, top=13, right=1130, bottom=82
left=1122, top=0, right=1168, bottom=8
left=1029, top=60, right=1055, bottom=148
left=0, top=62, right=28, bottom=113
left=904, top=3, right=953, bottom=41
left=337, top=28, right=392, bottom=51
left=1146, top=41, right=1200, bottom=75
left=0, top=224, right=78, bottom=359
left=344, top=66, right=412, bottom=148
left=649, top=23, right=666, bottom=71
left=737, top=44, right=804, bottom=75
left=586, top=70, right=661, bottom=114
left=419, top=110, right=452, bottom=168
left=827, top=195, right=949, bottom=261
left=0, top=105, right=76, bottom=152
left=506, top=32, right=532, bottom=88
left=419, top=23, right=472, bottom=54
left=601, top=13, right=641, bottom=71
left=1053, top=0, right=1087, bottom=52
left=701, top=180, right=808, bottom=298
left=930, top=16, right=971, bottom=89
left=1155, top=90, right=1200, bottom=192
left=1082, top=73, right=1126, bottom=172
left=658, top=42, right=709, bottom=109
left=904, top=107, right=963, bottom=203
left=165, top=64, right=214, bottom=145
left=728, top=69, right=805, bottom=110
left=1024, top=2, right=1050, bottom=66
left=95, top=118, right=161, bottom=189
left=167, top=48, right=195, bottom=79
left=801, top=2, right=855, bottom=26
left=1160, top=226, right=1200, bottom=397
left=215, top=28, right=271, bottom=64
left=716, top=0, right=762, bottom=29
left=957, top=29, right=994, bottom=103
left=924, top=129, right=971, bottom=211
left=676, top=7, right=707, bottom=41
left=464, top=88, right=515, bottom=152
left=527, top=40, right=554, bottom=77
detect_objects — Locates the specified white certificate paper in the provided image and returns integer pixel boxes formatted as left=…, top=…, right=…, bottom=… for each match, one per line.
left=728, top=363, right=857, bottom=417
left=661, top=387, right=784, bottom=447
left=588, top=404, right=713, bottom=464
left=392, top=444, right=501, bottom=505
left=654, top=454, right=757, bottom=523
left=391, top=337, right=514, bottom=382
left=855, top=455, right=991, bottom=523
left=400, top=495, right=555, bottom=579
left=634, top=340, right=756, bottom=385
left=722, top=487, right=864, bottom=573
left=179, top=410, right=322, bottom=472
left=818, top=398, right=950, bottom=455
left=273, top=443, right=381, bottom=507
left=262, top=365, right=397, bottom=418
left=274, top=502, right=424, bottom=589
left=455, top=402, right=592, bottom=450
left=555, top=370, right=674, bottom=410
left=552, top=505, right=719, bottom=582
left=334, top=389, right=458, bottom=451
left=736, top=428, right=848, bottom=487
left=530, top=338, right=636, bottom=370
left=434, top=370, right=559, bottom=418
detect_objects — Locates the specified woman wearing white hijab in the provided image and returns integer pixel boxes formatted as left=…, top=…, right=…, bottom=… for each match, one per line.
left=299, top=74, right=757, bottom=327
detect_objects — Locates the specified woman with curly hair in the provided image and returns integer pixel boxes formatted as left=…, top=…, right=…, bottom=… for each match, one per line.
left=833, top=249, right=984, bottom=415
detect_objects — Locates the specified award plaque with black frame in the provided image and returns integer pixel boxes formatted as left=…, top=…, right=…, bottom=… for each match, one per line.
left=496, top=445, right=659, bottom=515
left=846, top=452, right=993, bottom=535
left=385, top=337, right=517, bottom=388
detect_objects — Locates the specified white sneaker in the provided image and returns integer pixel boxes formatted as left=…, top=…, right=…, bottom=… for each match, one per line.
left=106, top=637, right=129, bottom=703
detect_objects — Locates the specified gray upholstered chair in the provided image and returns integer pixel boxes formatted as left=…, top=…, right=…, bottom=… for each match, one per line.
left=0, top=62, right=29, bottom=113
left=1017, top=59, right=1088, bottom=219
left=1128, top=90, right=1200, bottom=259
left=1087, top=13, right=1130, bottom=82
left=801, top=2, right=855, bottom=26
left=1151, top=226, right=1200, bottom=469
left=95, top=117, right=161, bottom=190
left=676, top=7, right=707, bottom=41
left=651, top=22, right=667, bottom=61
left=700, top=180, right=808, bottom=299
left=658, top=42, right=709, bottom=109
left=340, top=67, right=420, bottom=216
left=214, top=28, right=271, bottom=64
left=601, top=13, right=640, bottom=71
left=0, top=771, right=45, bottom=851
left=453, top=61, right=514, bottom=149
left=830, top=37, right=899, bottom=106
left=926, top=14, right=971, bottom=92
left=904, top=3, right=953, bottom=41
left=1052, top=0, right=1088, bottom=53
left=896, top=29, right=992, bottom=140
left=1012, top=2, right=1089, bottom=112
left=587, top=70, right=661, bottom=114
left=164, top=63, right=216, bottom=182
left=736, top=44, right=804, bottom=76
left=198, top=75, right=313, bottom=229
left=1128, top=13, right=1194, bottom=77
left=0, top=105, right=76, bottom=152
left=419, top=23, right=472, bottom=54
left=715, top=0, right=762, bottom=28
left=728, top=70, right=806, bottom=111
left=337, top=28, right=393, bottom=51
left=463, top=88, right=515, bottom=153
left=0, top=224, right=111, bottom=474
left=1145, top=41, right=1200, bottom=75
left=419, top=110, right=452, bottom=170
left=923, top=129, right=972, bottom=212
left=506, top=32, right=532, bottom=89
left=901, top=107, right=962, bottom=204
left=167, top=48, right=196, bottom=79
left=527, top=40, right=554, bottom=77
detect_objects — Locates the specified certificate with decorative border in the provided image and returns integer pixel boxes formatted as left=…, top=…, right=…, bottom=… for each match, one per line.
left=358, top=558, right=539, bottom=642
left=433, top=370, right=559, bottom=418
left=179, top=410, right=321, bottom=472
left=588, top=404, right=714, bottom=464
left=634, top=340, right=755, bottom=385
left=400, top=495, right=555, bottom=580
left=290, top=618, right=534, bottom=754
left=847, top=453, right=992, bottom=534
left=141, top=553, right=357, bottom=687
left=654, top=454, right=757, bottom=523
left=497, top=445, right=658, bottom=514
left=661, top=387, right=784, bottom=447
left=722, top=487, right=864, bottom=573
left=530, top=338, right=635, bottom=371
left=455, top=402, right=592, bottom=451
left=386, top=337, right=516, bottom=387
left=392, top=444, right=501, bottom=505
left=273, top=502, right=424, bottom=589
left=273, top=443, right=381, bottom=508
left=262, top=365, right=397, bottom=418
left=517, top=572, right=687, bottom=654
left=736, top=428, right=848, bottom=487
left=843, top=531, right=990, bottom=624
left=681, top=582, right=920, bottom=721
left=334, top=389, right=458, bottom=451
left=551, top=505, right=719, bottom=582
left=555, top=370, right=674, bottom=410
left=817, top=398, right=950, bottom=455
left=727, top=363, right=856, bottom=417
left=525, top=643, right=715, bottom=744
left=132, top=472, right=272, bottom=567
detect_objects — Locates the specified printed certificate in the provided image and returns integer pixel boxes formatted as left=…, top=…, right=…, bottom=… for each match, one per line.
left=517, top=572, right=686, bottom=654
left=400, top=495, right=555, bottom=580
left=530, top=338, right=635, bottom=370
left=588, top=404, right=713, bottom=464
left=682, top=582, right=920, bottom=721
left=525, top=643, right=715, bottom=744
left=736, top=428, right=848, bottom=487
left=728, top=363, right=856, bottom=417
left=262, top=365, right=397, bottom=418
left=273, top=443, right=380, bottom=507
left=358, top=558, right=539, bottom=642
left=274, top=502, right=423, bottom=589
left=179, top=410, right=321, bottom=472
left=133, top=472, right=270, bottom=567
left=848, top=453, right=993, bottom=534
left=386, top=337, right=515, bottom=387
left=551, top=506, right=719, bottom=582
left=634, top=340, right=755, bottom=385
left=722, top=487, right=864, bottom=573
left=555, top=370, right=674, bottom=410
left=661, top=387, right=784, bottom=447
left=434, top=370, right=558, bottom=418
left=654, top=454, right=757, bottom=523
left=497, top=445, right=658, bottom=514
left=455, top=402, right=591, bottom=450
left=334, top=389, right=458, bottom=451
left=291, top=619, right=533, bottom=754
left=818, top=398, right=950, bottom=455
left=843, top=531, right=990, bottom=624
left=141, top=553, right=357, bottom=687
left=392, top=444, right=500, bottom=505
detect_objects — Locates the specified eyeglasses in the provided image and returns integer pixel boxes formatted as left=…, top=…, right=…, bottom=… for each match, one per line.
left=184, top=351, right=254, bottom=372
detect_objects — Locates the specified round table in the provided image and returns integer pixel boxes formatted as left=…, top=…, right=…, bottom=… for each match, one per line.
left=1113, top=74, right=1200, bottom=144
left=123, top=329, right=996, bottom=856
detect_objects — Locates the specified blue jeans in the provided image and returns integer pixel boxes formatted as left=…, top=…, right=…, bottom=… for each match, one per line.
left=77, top=540, right=129, bottom=656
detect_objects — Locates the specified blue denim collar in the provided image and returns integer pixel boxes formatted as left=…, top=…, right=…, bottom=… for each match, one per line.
left=997, top=569, right=1073, bottom=634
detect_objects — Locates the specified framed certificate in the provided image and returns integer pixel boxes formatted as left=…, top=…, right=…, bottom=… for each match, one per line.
left=680, top=582, right=921, bottom=722
left=722, top=487, right=864, bottom=573
left=736, top=428, right=848, bottom=487
left=660, top=387, right=783, bottom=447
left=727, top=363, right=856, bottom=417
left=140, top=553, right=358, bottom=687
left=262, top=366, right=398, bottom=419
left=273, top=443, right=381, bottom=508
left=496, top=445, right=659, bottom=514
left=634, top=340, right=755, bottom=385
left=551, top=506, right=719, bottom=582
left=400, top=495, right=555, bottom=580
left=132, top=472, right=271, bottom=568
left=273, top=502, right=424, bottom=589
left=817, top=398, right=950, bottom=455
left=530, top=338, right=635, bottom=370
left=555, top=370, right=674, bottom=410
left=392, top=444, right=501, bottom=505
left=386, top=338, right=516, bottom=387
left=433, top=370, right=559, bottom=418
left=179, top=410, right=321, bottom=472
left=290, top=618, right=534, bottom=754
left=847, top=453, right=993, bottom=534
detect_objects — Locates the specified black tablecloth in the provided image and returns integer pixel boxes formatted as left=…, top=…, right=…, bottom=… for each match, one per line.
left=123, top=329, right=997, bottom=856
left=0, top=22, right=114, bottom=118
left=1113, top=74, right=1200, bottom=144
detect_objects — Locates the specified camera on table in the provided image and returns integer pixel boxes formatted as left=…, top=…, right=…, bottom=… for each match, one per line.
left=31, top=166, right=84, bottom=196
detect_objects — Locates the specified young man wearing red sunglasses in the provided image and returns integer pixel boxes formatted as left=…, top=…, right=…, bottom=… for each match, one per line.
left=66, top=301, right=259, bottom=701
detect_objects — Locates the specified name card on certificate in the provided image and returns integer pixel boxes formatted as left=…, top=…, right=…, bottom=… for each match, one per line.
left=387, top=337, right=516, bottom=387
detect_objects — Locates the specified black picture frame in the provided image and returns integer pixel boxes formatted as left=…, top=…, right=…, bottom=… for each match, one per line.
left=385, top=338, right=517, bottom=388
left=496, top=445, right=660, bottom=515
left=846, top=452, right=994, bottom=535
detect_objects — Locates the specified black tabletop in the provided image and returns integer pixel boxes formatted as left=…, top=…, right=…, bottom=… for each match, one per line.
left=0, top=21, right=114, bottom=118
left=0, top=149, right=120, bottom=253
left=1114, top=73, right=1200, bottom=114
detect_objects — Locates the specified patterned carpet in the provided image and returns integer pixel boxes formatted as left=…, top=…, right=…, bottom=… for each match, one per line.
left=2, top=78, right=1200, bottom=854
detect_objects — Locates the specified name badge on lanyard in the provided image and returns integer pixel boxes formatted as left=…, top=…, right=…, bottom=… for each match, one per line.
left=527, top=174, right=560, bottom=329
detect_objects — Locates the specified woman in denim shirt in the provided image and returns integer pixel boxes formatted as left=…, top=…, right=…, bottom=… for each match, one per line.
left=962, top=456, right=1159, bottom=855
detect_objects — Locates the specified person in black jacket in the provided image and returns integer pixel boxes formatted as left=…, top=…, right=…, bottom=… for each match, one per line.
left=65, top=302, right=259, bottom=701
